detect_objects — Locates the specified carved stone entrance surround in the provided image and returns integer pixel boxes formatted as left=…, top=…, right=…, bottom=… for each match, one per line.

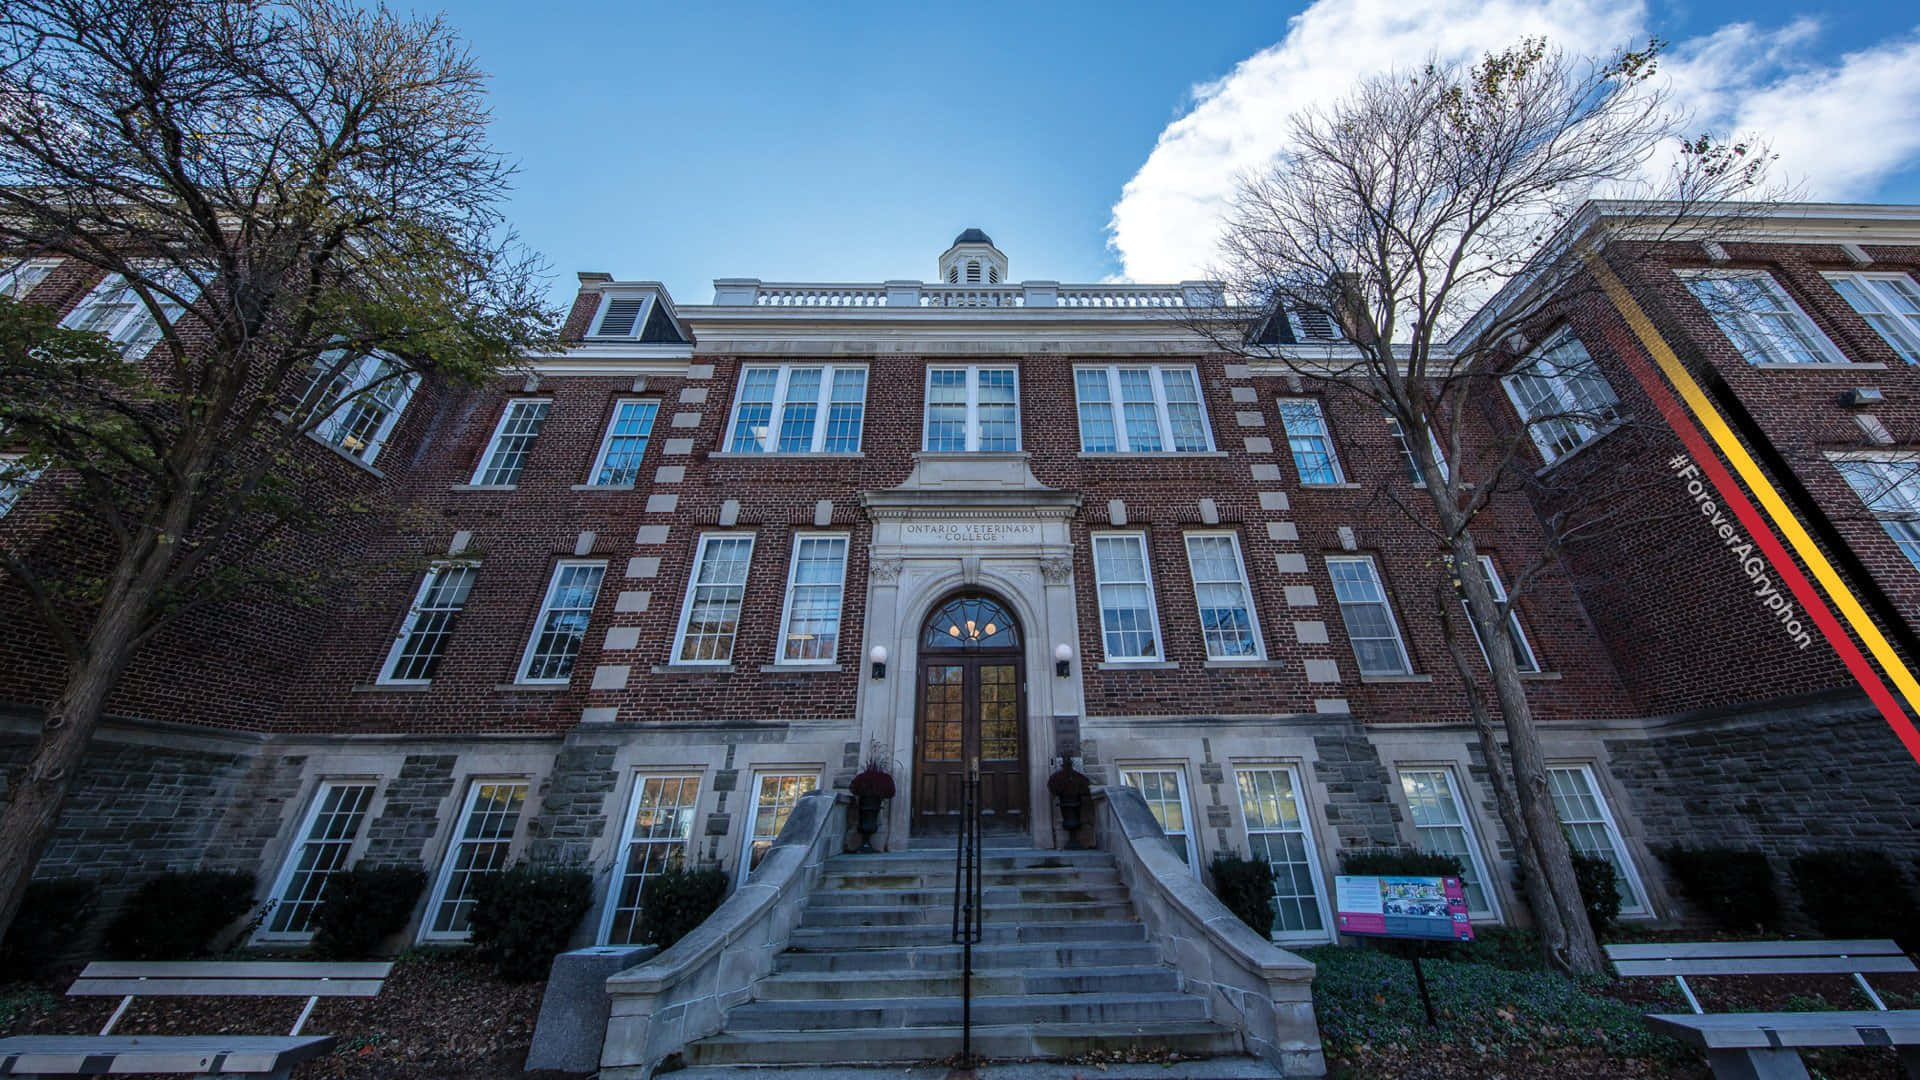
left=858, top=452, right=1082, bottom=848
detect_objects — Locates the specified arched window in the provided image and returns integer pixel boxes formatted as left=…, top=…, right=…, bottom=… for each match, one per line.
left=966, top=260, right=981, bottom=283
left=988, top=266, right=1000, bottom=284
left=921, top=594, right=1020, bottom=650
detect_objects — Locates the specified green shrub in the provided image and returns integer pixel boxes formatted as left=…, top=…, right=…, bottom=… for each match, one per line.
left=1451, top=925, right=1544, bottom=971
left=1209, top=855, right=1275, bottom=939
left=636, top=864, right=730, bottom=950
left=466, top=863, right=593, bottom=982
left=310, top=864, right=427, bottom=960
left=1572, top=852, right=1621, bottom=939
left=103, top=871, right=255, bottom=960
left=1338, top=847, right=1466, bottom=878
left=1791, top=849, right=1919, bottom=947
left=0, top=880, right=97, bottom=979
left=1656, top=846, right=1779, bottom=932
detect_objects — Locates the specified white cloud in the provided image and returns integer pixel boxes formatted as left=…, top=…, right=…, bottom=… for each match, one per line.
left=1108, top=1, right=1920, bottom=282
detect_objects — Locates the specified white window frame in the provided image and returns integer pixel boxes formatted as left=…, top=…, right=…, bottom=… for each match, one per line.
left=1830, top=451, right=1920, bottom=573
left=0, top=258, right=58, bottom=301
left=1678, top=268, right=1848, bottom=366
left=1824, top=271, right=1920, bottom=364
left=588, top=291, right=656, bottom=339
left=301, top=351, right=419, bottom=466
left=419, top=779, right=529, bottom=943
left=1072, top=365, right=1214, bottom=453
left=378, top=561, right=479, bottom=684
left=256, top=780, right=377, bottom=942
left=723, top=364, right=868, bottom=454
left=470, top=398, right=551, bottom=487
left=1465, top=555, right=1540, bottom=673
left=1396, top=766, right=1500, bottom=921
left=671, top=533, right=756, bottom=665
left=599, top=771, right=704, bottom=945
left=1091, top=532, right=1164, bottom=662
left=1501, top=327, right=1622, bottom=465
left=1547, top=764, right=1651, bottom=917
left=1385, top=412, right=1449, bottom=488
left=739, top=771, right=820, bottom=887
left=1276, top=398, right=1345, bottom=485
left=1233, top=762, right=1333, bottom=945
left=1183, top=531, right=1265, bottom=661
left=774, top=532, right=849, bottom=665
left=0, top=453, right=43, bottom=518
left=922, top=365, right=1021, bottom=452
left=59, top=262, right=201, bottom=357
left=587, top=398, right=660, bottom=487
left=516, top=560, right=607, bottom=684
left=1326, top=555, right=1414, bottom=676
left=1118, top=765, right=1200, bottom=878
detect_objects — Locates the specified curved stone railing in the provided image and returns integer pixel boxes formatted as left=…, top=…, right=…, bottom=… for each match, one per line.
left=1095, top=785, right=1326, bottom=1077
left=598, top=789, right=849, bottom=1079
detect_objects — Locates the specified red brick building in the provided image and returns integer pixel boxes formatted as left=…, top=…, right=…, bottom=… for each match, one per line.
left=2, top=211, right=1917, bottom=949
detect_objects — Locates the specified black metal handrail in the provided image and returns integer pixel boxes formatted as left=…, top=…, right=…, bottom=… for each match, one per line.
left=950, top=758, right=983, bottom=1069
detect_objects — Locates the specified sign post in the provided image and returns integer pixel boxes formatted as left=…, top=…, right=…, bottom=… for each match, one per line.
left=1334, top=874, right=1474, bottom=1027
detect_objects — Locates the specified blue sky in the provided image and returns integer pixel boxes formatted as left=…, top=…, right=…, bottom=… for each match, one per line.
left=439, top=1, right=1920, bottom=307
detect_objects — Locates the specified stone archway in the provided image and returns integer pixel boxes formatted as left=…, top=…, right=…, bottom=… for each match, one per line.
left=911, top=592, right=1030, bottom=835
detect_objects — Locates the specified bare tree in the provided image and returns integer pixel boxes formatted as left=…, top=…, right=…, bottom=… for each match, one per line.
left=0, top=0, right=560, bottom=944
left=1196, top=39, right=1773, bottom=973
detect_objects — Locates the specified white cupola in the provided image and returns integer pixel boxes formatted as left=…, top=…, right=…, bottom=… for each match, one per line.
left=938, top=228, right=1008, bottom=285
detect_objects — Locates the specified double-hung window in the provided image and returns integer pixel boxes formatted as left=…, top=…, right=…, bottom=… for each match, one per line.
left=1547, top=765, right=1649, bottom=915
left=1234, top=765, right=1330, bottom=942
left=1327, top=556, right=1413, bottom=676
left=1385, top=412, right=1449, bottom=487
left=1464, top=555, right=1540, bottom=672
left=299, top=351, right=419, bottom=466
left=1833, top=454, right=1920, bottom=572
left=380, top=563, right=478, bottom=683
left=777, top=534, right=848, bottom=663
left=422, top=781, right=527, bottom=941
left=1091, top=534, right=1162, bottom=661
left=602, top=773, right=702, bottom=944
left=924, top=366, right=1019, bottom=452
left=1073, top=366, right=1211, bottom=452
left=673, top=534, right=754, bottom=664
left=726, top=365, right=867, bottom=453
left=0, top=454, right=42, bottom=518
left=1679, top=269, right=1846, bottom=366
left=0, top=259, right=57, bottom=300
left=519, top=561, right=606, bottom=683
left=1119, top=767, right=1199, bottom=874
left=1502, top=329, right=1621, bottom=464
left=61, top=264, right=201, bottom=357
left=588, top=399, right=659, bottom=486
left=1398, top=768, right=1498, bottom=918
left=1184, top=533, right=1262, bottom=659
left=1824, top=272, right=1920, bottom=364
left=1277, top=399, right=1344, bottom=484
left=472, top=399, right=551, bottom=486
left=259, top=781, right=376, bottom=940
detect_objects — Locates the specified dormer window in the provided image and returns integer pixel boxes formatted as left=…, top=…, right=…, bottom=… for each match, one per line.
left=591, top=291, right=654, bottom=339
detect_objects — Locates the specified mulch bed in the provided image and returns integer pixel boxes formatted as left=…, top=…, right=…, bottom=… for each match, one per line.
left=1, top=952, right=580, bottom=1079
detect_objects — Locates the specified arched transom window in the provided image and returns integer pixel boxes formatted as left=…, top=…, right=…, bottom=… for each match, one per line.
left=921, top=594, right=1020, bottom=650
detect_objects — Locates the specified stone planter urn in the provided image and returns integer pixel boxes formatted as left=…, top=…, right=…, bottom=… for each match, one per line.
left=848, top=756, right=896, bottom=853
left=1048, top=763, right=1092, bottom=850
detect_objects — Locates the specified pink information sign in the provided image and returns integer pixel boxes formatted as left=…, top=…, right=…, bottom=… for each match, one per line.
left=1334, top=875, right=1474, bottom=942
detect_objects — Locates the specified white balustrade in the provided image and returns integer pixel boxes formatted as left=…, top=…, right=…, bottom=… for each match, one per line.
left=710, top=280, right=1220, bottom=308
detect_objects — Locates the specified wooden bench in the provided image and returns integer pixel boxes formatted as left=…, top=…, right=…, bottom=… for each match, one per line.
left=1607, top=939, right=1920, bottom=1080
left=0, top=960, right=392, bottom=1078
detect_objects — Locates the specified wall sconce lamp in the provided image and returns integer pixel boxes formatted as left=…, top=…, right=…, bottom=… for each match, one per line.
left=1054, top=643, right=1073, bottom=678
left=869, top=645, right=888, bottom=681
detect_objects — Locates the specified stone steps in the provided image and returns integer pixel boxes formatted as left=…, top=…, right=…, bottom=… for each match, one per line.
left=682, top=846, right=1248, bottom=1069
left=752, top=964, right=1182, bottom=1000
left=684, top=1021, right=1248, bottom=1066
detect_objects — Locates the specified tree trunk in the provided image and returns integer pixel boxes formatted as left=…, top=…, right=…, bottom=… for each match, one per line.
left=1445, top=532, right=1608, bottom=974
left=1434, top=588, right=1573, bottom=971
left=0, top=578, right=155, bottom=945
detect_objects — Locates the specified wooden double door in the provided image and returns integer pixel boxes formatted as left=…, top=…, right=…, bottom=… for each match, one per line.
left=914, top=653, right=1029, bottom=830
